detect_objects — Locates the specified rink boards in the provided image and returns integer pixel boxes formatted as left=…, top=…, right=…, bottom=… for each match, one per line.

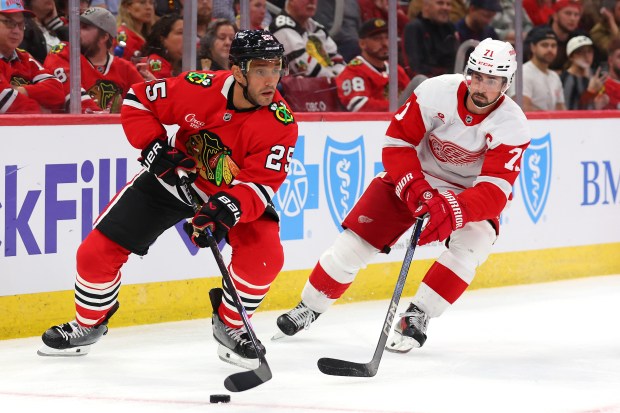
left=1, top=112, right=619, bottom=339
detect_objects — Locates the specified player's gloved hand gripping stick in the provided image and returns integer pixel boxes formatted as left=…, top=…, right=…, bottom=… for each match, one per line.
left=177, top=171, right=272, bottom=392
left=317, top=216, right=425, bottom=377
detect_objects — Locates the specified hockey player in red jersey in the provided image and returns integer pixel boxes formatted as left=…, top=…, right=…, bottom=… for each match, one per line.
left=276, top=38, right=531, bottom=353
left=335, top=18, right=410, bottom=112
left=0, top=0, right=64, bottom=114
left=43, top=7, right=144, bottom=113
left=38, top=30, right=298, bottom=369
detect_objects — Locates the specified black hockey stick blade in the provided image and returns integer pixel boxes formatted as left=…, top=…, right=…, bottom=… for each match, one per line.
left=317, top=357, right=378, bottom=377
left=316, top=217, right=425, bottom=377
left=224, top=359, right=273, bottom=392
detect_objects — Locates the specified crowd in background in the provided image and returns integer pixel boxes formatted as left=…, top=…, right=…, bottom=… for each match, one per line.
left=2, top=0, right=620, bottom=114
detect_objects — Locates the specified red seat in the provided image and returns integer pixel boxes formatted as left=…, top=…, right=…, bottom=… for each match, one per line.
left=280, top=76, right=344, bottom=112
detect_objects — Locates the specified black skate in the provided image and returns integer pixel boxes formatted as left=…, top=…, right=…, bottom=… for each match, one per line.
left=37, top=302, right=120, bottom=357
left=386, top=303, right=429, bottom=353
left=273, top=301, right=320, bottom=339
left=209, top=288, right=265, bottom=370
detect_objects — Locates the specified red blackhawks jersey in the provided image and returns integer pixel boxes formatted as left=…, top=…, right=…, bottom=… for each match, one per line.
left=121, top=71, right=298, bottom=223
left=146, top=54, right=174, bottom=79
left=336, top=55, right=410, bottom=112
left=384, top=74, right=530, bottom=222
left=117, top=25, right=145, bottom=60
left=0, top=48, right=64, bottom=114
left=44, top=43, right=144, bottom=112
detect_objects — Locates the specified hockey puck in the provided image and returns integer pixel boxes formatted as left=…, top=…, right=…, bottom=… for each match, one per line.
left=210, top=394, right=231, bottom=403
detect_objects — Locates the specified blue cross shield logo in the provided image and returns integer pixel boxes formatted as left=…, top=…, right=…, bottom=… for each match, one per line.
left=273, top=136, right=319, bottom=240
left=323, top=136, right=365, bottom=231
left=519, top=133, right=552, bottom=224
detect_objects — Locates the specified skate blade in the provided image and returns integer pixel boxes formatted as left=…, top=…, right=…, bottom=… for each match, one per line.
left=37, top=344, right=91, bottom=357
left=217, top=345, right=259, bottom=370
left=271, top=331, right=287, bottom=341
left=385, top=335, right=419, bottom=354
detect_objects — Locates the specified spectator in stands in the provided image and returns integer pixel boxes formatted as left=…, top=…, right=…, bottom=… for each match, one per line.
left=140, top=13, right=183, bottom=79
left=522, top=0, right=554, bottom=26
left=154, top=0, right=180, bottom=16
left=91, top=0, right=120, bottom=16
left=402, top=0, right=458, bottom=78
left=590, top=0, right=620, bottom=60
left=24, top=0, right=68, bottom=54
left=213, top=0, right=235, bottom=21
left=314, top=0, right=362, bottom=62
left=44, top=7, right=143, bottom=112
left=602, top=35, right=620, bottom=108
left=0, top=0, right=64, bottom=113
left=561, top=35, right=609, bottom=109
left=116, top=0, right=154, bottom=60
left=197, top=0, right=213, bottom=37
left=358, top=0, right=409, bottom=37
left=198, top=18, right=237, bottom=70
left=491, top=0, right=533, bottom=44
left=455, top=0, right=501, bottom=43
left=234, top=0, right=269, bottom=30
left=408, top=0, right=466, bottom=24
left=335, top=18, right=409, bottom=111
left=521, top=26, right=566, bottom=110
left=548, top=0, right=585, bottom=72
left=269, top=0, right=345, bottom=77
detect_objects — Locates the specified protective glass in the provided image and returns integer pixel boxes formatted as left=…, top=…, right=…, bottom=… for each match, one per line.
left=246, top=59, right=288, bottom=78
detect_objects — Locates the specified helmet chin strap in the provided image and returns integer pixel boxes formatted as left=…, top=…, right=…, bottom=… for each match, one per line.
left=239, top=71, right=261, bottom=107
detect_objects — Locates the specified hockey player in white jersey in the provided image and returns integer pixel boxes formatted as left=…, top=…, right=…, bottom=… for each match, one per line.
left=276, top=38, right=531, bottom=352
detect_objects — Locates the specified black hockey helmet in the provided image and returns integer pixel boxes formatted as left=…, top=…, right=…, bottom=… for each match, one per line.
left=229, top=29, right=285, bottom=71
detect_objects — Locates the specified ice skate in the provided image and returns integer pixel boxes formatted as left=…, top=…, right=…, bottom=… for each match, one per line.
left=386, top=303, right=429, bottom=353
left=37, top=302, right=120, bottom=357
left=273, top=301, right=320, bottom=340
left=209, top=288, right=265, bottom=370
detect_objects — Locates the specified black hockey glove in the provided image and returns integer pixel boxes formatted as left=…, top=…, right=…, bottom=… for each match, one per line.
left=139, top=138, right=196, bottom=186
left=188, top=192, right=242, bottom=246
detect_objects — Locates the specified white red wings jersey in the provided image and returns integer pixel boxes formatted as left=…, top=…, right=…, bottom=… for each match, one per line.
left=121, top=70, right=299, bottom=223
left=0, top=48, right=64, bottom=114
left=44, top=43, right=144, bottom=112
left=335, top=56, right=410, bottom=112
left=384, top=74, right=530, bottom=221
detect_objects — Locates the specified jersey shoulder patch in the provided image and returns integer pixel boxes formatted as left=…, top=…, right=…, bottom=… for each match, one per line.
left=50, top=43, right=67, bottom=54
left=269, top=101, right=295, bottom=125
left=348, top=58, right=363, bottom=66
left=184, top=71, right=215, bottom=88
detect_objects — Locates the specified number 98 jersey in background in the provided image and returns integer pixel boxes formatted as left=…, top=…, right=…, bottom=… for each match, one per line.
left=121, top=70, right=298, bottom=223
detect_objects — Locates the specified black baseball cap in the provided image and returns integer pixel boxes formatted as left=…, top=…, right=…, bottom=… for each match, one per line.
left=359, top=18, right=388, bottom=39
left=470, top=0, right=502, bottom=12
left=526, top=26, right=558, bottom=45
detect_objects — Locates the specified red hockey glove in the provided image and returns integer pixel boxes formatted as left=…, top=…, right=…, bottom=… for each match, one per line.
left=395, top=172, right=436, bottom=213
left=414, top=190, right=468, bottom=245
left=188, top=192, right=241, bottom=246
left=139, top=138, right=196, bottom=186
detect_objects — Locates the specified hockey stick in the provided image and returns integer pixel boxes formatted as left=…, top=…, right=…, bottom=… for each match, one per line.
left=178, top=173, right=272, bottom=392
left=316, top=216, right=425, bottom=377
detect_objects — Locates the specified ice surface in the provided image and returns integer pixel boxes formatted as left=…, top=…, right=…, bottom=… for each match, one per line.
left=1, top=275, right=619, bottom=413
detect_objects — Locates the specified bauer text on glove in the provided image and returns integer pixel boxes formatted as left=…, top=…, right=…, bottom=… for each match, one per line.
left=139, top=138, right=196, bottom=186
left=189, top=192, right=241, bottom=246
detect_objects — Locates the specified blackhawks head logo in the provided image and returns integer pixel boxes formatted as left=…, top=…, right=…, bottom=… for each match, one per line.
left=186, top=131, right=240, bottom=186
left=269, top=101, right=294, bottom=125
left=87, top=80, right=122, bottom=110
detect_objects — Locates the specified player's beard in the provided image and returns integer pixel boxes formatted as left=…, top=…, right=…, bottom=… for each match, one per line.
left=81, top=41, right=101, bottom=59
left=471, top=92, right=489, bottom=107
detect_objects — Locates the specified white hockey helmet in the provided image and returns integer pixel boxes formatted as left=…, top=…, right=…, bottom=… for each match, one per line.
left=466, top=38, right=517, bottom=92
